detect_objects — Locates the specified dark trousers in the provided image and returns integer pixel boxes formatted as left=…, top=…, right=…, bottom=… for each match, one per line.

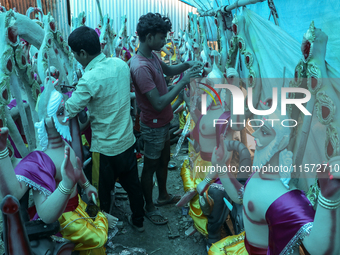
left=95, top=144, right=144, bottom=227
left=207, top=186, right=230, bottom=246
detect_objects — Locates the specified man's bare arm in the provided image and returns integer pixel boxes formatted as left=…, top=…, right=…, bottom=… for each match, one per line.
left=160, top=61, right=203, bottom=76
left=145, top=68, right=202, bottom=112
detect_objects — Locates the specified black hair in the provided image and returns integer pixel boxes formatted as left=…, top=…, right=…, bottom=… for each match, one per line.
left=137, top=13, right=172, bottom=42
left=68, top=26, right=101, bottom=55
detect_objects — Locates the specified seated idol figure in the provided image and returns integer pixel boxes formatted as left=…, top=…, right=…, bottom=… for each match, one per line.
left=180, top=67, right=246, bottom=246
left=200, top=111, right=340, bottom=255
left=0, top=79, right=117, bottom=255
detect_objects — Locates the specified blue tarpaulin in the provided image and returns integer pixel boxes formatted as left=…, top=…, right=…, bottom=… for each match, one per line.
left=180, top=0, right=340, bottom=69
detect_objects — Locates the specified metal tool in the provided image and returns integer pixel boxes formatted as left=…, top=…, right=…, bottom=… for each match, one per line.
left=91, top=193, right=97, bottom=206
left=223, top=197, right=233, bottom=211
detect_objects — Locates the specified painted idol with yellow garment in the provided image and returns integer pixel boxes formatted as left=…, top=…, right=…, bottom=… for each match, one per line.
left=180, top=64, right=247, bottom=248
left=0, top=78, right=116, bottom=255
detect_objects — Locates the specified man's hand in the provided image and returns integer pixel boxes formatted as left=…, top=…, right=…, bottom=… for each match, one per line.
left=61, top=146, right=82, bottom=189
left=84, top=184, right=98, bottom=204
left=0, top=127, right=9, bottom=151
left=182, top=68, right=202, bottom=85
left=187, top=61, right=204, bottom=70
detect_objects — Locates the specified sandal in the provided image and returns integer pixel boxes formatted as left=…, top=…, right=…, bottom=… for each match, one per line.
left=145, top=208, right=168, bottom=225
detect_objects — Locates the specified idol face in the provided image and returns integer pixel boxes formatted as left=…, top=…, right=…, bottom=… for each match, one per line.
left=253, top=123, right=276, bottom=151
left=56, top=99, right=69, bottom=126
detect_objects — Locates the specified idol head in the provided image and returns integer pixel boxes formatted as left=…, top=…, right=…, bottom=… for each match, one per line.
left=35, top=78, right=72, bottom=150
left=252, top=111, right=292, bottom=169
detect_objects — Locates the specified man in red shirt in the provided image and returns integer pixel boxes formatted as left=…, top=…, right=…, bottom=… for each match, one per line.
left=130, top=13, right=202, bottom=225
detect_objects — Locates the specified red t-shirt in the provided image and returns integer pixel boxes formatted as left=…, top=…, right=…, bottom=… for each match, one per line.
left=130, top=52, right=173, bottom=128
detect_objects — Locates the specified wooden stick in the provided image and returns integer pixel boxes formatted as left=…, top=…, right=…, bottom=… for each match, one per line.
left=198, top=0, right=266, bottom=16
left=95, top=0, right=104, bottom=26
left=267, top=0, right=279, bottom=26
left=36, top=0, right=42, bottom=10
left=150, top=248, right=161, bottom=255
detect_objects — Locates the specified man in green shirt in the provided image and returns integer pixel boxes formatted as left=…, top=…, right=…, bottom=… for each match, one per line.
left=66, top=26, right=145, bottom=232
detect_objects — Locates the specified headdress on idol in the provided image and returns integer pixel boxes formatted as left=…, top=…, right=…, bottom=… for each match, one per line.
left=201, top=64, right=226, bottom=110
left=202, top=66, right=239, bottom=111
left=302, top=21, right=315, bottom=63
left=37, top=76, right=61, bottom=121
left=35, top=76, right=64, bottom=150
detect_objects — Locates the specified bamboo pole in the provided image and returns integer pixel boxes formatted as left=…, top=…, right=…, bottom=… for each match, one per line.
left=95, top=0, right=103, bottom=26
left=198, top=0, right=266, bottom=16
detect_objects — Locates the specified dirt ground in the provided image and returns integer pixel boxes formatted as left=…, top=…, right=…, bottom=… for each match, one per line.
left=105, top=144, right=208, bottom=255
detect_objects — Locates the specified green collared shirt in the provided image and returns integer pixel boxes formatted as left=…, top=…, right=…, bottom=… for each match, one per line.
left=66, top=53, right=135, bottom=156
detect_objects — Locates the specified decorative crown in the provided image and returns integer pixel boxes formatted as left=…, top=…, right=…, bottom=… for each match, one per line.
left=303, top=21, right=316, bottom=43
left=302, top=21, right=315, bottom=63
